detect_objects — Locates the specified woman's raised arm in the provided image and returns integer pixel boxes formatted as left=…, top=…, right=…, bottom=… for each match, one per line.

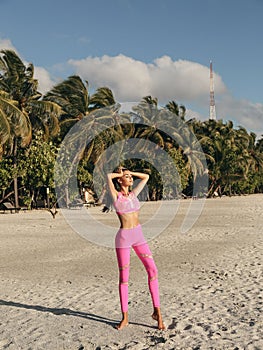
left=130, top=171, right=149, bottom=197
left=107, top=168, right=123, bottom=202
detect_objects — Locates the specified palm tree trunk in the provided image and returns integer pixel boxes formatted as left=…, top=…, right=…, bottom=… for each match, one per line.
left=13, top=138, right=19, bottom=208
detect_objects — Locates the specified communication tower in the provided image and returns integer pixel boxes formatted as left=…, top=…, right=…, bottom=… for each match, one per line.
left=209, top=61, right=216, bottom=120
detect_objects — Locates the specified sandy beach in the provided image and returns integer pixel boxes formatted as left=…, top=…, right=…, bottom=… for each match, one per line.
left=0, top=194, right=262, bottom=350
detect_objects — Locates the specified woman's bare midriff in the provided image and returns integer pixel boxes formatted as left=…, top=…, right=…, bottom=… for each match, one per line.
left=118, top=211, right=140, bottom=229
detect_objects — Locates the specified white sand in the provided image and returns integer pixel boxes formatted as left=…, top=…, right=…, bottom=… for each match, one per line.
left=0, top=194, right=262, bottom=349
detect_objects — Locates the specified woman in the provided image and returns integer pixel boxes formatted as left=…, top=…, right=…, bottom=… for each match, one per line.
left=107, top=167, right=165, bottom=330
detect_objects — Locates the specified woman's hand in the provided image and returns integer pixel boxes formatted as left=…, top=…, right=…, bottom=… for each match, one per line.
left=116, top=167, right=126, bottom=177
left=107, top=167, right=124, bottom=184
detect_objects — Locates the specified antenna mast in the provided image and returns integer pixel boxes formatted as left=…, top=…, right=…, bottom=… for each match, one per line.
left=209, top=61, right=216, bottom=120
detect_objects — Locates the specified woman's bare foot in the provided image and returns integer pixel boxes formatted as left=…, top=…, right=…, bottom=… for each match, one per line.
left=116, top=319, right=129, bottom=330
left=152, top=307, right=166, bottom=330
left=116, top=312, right=129, bottom=330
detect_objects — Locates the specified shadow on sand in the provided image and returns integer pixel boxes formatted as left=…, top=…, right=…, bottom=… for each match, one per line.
left=0, top=299, right=155, bottom=329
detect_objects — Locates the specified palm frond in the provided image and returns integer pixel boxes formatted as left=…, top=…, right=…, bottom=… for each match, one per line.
left=0, top=95, right=31, bottom=145
left=44, top=75, right=89, bottom=116
left=0, top=108, right=11, bottom=144
left=89, top=87, right=116, bottom=109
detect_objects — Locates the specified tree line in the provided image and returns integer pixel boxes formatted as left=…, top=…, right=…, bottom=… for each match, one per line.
left=0, top=50, right=262, bottom=209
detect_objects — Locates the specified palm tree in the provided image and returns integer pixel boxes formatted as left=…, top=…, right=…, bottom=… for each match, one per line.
left=0, top=91, right=31, bottom=154
left=43, top=75, right=90, bottom=142
left=89, top=86, right=116, bottom=110
left=44, top=77, right=118, bottom=142
left=44, top=76, right=122, bottom=204
left=195, top=119, right=258, bottom=196
left=256, top=136, right=263, bottom=152
left=131, top=97, right=208, bottom=198
left=46, top=79, right=120, bottom=167
left=165, top=100, right=186, bottom=120
left=132, top=96, right=169, bottom=149
left=0, top=49, right=61, bottom=206
left=54, top=103, right=127, bottom=206
left=0, top=91, right=32, bottom=208
left=236, top=128, right=263, bottom=185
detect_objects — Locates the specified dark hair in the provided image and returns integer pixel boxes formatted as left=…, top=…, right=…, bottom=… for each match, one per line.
left=112, top=167, right=131, bottom=190
left=103, top=166, right=133, bottom=214
left=113, top=166, right=129, bottom=173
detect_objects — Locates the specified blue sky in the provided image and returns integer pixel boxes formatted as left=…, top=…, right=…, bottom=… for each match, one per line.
left=0, top=0, right=262, bottom=136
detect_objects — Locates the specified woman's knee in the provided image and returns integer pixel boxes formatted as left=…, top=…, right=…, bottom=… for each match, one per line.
left=146, top=262, right=158, bottom=278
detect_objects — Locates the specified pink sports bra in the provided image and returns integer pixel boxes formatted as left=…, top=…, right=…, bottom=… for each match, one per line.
left=114, top=191, right=140, bottom=215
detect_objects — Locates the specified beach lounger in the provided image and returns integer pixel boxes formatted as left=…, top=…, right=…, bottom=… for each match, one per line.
left=68, top=198, right=84, bottom=209
left=2, top=202, right=21, bottom=213
left=35, top=199, right=47, bottom=209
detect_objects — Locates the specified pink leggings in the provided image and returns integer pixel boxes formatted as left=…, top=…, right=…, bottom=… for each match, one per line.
left=115, top=225, right=160, bottom=313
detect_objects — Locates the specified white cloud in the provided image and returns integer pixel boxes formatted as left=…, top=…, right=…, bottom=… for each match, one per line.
left=0, top=37, right=55, bottom=94
left=0, top=38, right=18, bottom=52
left=69, top=54, right=152, bottom=101
left=34, top=66, right=56, bottom=93
left=68, top=54, right=227, bottom=104
left=217, top=96, right=263, bottom=135
left=68, top=54, right=263, bottom=136
left=149, top=56, right=226, bottom=103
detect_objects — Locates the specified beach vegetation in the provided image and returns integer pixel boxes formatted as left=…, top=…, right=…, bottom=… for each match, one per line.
left=0, top=49, right=61, bottom=208
left=0, top=50, right=263, bottom=209
left=18, top=131, right=58, bottom=208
